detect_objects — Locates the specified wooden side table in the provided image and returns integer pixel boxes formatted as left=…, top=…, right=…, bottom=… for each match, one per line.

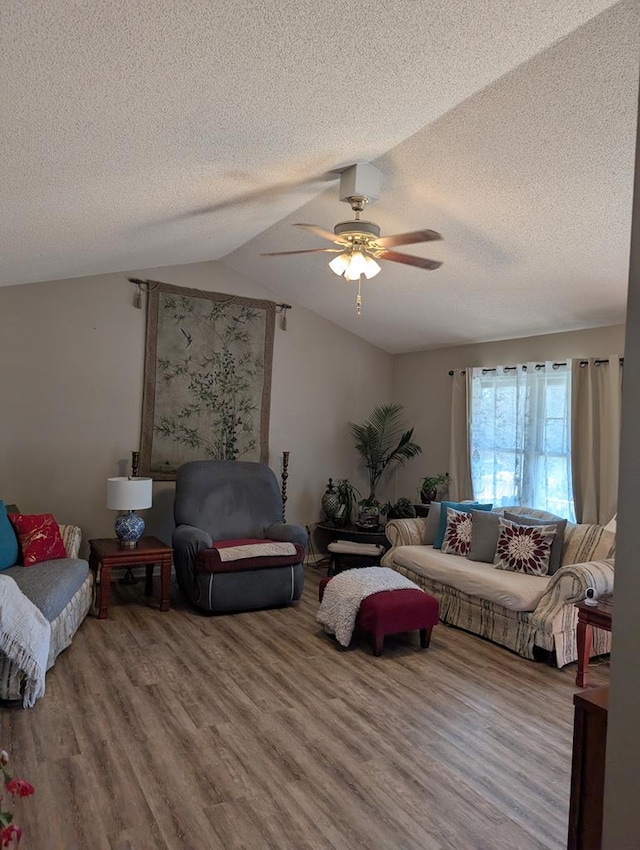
left=89, top=536, right=172, bottom=619
left=567, top=686, right=608, bottom=850
left=575, top=595, right=612, bottom=687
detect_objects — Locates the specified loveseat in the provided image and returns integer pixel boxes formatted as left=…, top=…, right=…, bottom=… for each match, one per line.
left=0, top=522, right=93, bottom=703
left=381, top=506, right=615, bottom=667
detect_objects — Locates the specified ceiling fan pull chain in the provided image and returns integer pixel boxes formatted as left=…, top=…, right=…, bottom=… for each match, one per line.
left=356, top=277, right=362, bottom=316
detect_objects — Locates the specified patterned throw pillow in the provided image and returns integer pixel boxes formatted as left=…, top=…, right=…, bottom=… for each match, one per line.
left=493, top=518, right=556, bottom=576
left=433, top=501, right=493, bottom=549
left=442, top=508, right=474, bottom=556
left=8, top=513, right=67, bottom=567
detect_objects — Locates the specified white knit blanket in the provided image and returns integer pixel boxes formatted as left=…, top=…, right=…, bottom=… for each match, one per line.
left=0, top=575, right=51, bottom=708
left=217, top=541, right=296, bottom=561
left=317, top=567, right=420, bottom=647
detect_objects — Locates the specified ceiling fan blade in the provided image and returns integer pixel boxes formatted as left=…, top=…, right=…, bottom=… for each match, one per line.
left=375, top=229, right=442, bottom=248
left=377, top=249, right=443, bottom=270
left=293, top=223, right=342, bottom=243
left=261, top=247, right=341, bottom=256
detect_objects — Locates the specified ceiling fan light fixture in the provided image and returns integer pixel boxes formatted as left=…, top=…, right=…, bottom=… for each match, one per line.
left=328, top=252, right=350, bottom=276
left=344, top=250, right=368, bottom=279
left=362, top=254, right=381, bottom=279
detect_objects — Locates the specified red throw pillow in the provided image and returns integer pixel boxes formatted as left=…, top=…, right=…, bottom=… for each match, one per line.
left=8, top=514, right=67, bottom=566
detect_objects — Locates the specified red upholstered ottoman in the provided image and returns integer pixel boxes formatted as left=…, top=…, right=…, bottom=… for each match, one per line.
left=319, top=576, right=439, bottom=656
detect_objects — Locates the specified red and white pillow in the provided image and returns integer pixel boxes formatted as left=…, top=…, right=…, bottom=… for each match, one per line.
left=8, top=514, right=67, bottom=567
left=493, top=518, right=555, bottom=576
left=441, top=508, right=474, bottom=556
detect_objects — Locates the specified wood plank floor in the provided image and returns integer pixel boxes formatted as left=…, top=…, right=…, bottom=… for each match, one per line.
left=0, top=566, right=609, bottom=850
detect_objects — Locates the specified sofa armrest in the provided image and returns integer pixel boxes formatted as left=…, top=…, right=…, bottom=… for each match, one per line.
left=381, top=518, right=428, bottom=567
left=384, top=518, right=427, bottom=548
left=59, top=524, right=82, bottom=559
left=265, top=522, right=309, bottom=549
left=530, top=558, right=615, bottom=628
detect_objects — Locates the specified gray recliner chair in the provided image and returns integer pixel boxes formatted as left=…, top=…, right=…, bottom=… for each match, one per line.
left=172, top=460, right=307, bottom=613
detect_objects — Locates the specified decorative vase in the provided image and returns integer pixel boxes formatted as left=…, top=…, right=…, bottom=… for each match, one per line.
left=420, top=488, right=437, bottom=505
left=321, top=478, right=341, bottom=522
left=356, top=503, right=380, bottom=529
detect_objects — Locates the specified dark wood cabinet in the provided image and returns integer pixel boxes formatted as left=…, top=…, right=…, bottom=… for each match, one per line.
left=568, top=686, right=608, bottom=850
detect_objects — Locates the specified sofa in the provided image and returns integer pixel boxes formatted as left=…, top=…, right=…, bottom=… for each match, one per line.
left=381, top=506, right=615, bottom=667
left=0, top=520, right=93, bottom=703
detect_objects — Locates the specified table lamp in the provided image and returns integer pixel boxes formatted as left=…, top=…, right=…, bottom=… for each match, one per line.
left=106, top=476, right=153, bottom=548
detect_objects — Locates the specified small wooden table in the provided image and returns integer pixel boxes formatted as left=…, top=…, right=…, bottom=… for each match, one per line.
left=89, top=536, right=172, bottom=619
left=575, top=595, right=612, bottom=687
left=316, top=522, right=389, bottom=575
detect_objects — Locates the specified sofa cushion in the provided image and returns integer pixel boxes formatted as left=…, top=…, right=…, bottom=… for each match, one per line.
left=494, top=518, right=555, bottom=576
left=503, top=511, right=567, bottom=575
left=423, top=502, right=441, bottom=545
left=0, top=502, right=19, bottom=570
left=392, top=545, right=549, bottom=612
left=562, top=523, right=616, bottom=566
left=3, top=558, right=90, bottom=622
left=433, top=501, right=493, bottom=549
left=467, top=510, right=502, bottom=563
left=441, top=508, right=473, bottom=556
left=196, top=538, right=304, bottom=574
left=8, top=514, right=67, bottom=566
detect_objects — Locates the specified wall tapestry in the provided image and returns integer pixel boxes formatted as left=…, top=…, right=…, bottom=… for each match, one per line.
left=140, top=282, right=275, bottom=479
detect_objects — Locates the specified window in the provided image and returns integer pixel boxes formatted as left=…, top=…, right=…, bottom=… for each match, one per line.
left=470, top=363, right=575, bottom=520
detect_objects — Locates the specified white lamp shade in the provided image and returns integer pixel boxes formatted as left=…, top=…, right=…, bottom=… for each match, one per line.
left=107, top=477, right=153, bottom=511
left=362, top=255, right=381, bottom=279
left=345, top=251, right=367, bottom=279
left=328, top=253, right=350, bottom=276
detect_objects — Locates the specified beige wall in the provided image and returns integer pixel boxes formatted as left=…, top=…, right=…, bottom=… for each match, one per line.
left=391, top=324, right=626, bottom=502
left=0, top=260, right=393, bottom=546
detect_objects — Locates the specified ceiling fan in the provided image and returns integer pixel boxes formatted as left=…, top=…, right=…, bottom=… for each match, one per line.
left=263, top=163, right=443, bottom=314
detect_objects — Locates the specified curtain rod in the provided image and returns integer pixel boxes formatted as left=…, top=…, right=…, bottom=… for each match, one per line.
left=127, top=277, right=292, bottom=325
left=448, top=357, right=624, bottom=376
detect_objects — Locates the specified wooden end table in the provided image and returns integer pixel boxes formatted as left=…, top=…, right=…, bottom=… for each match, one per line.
left=89, top=536, right=172, bottom=619
left=575, top=595, right=612, bottom=687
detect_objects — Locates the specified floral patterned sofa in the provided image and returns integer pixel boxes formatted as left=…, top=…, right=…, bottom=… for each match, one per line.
left=381, top=506, right=615, bottom=667
left=0, top=523, right=93, bottom=702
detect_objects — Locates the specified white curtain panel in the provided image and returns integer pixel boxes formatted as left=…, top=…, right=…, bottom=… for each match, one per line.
left=469, top=362, right=574, bottom=518
left=448, top=369, right=474, bottom=501
left=571, top=356, right=622, bottom=524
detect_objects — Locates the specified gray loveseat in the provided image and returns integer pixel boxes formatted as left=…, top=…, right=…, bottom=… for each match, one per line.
left=172, top=460, right=308, bottom=613
left=0, top=523, right=93, bottom=702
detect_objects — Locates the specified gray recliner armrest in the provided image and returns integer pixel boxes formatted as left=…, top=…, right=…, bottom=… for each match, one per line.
left=173, top=524, right=213, bottom=550
left=172, top=524, right=213, bottom=593
left=265, top=522, right=309, bottom=549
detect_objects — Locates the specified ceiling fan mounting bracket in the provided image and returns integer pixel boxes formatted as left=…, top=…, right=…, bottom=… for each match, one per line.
left=345, top=194, right=369, bottom=213
left=339, top=164, right=381, bottom=209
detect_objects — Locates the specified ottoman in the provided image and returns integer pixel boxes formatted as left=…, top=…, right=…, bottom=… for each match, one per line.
left=319, top=576, right=439, bottom=656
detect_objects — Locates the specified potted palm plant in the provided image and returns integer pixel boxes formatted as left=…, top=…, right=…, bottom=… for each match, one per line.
left=349, top=403, right=422, bottom=527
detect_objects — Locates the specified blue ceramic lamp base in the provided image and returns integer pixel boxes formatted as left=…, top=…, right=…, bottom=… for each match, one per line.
left=114, top=511, right=145, bottom=549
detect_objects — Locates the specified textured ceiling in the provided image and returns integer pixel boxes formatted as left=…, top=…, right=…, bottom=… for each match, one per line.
left=1, top=0, right=638, bottom=352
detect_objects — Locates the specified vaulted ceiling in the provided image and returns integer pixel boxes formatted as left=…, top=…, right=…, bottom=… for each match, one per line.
left=1, top=1, right=638, bottom=352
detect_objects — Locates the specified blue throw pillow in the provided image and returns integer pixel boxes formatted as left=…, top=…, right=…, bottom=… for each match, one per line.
left=434, top=500, right=493, bottom=549
left=0, top=501, right=19, bottom=570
